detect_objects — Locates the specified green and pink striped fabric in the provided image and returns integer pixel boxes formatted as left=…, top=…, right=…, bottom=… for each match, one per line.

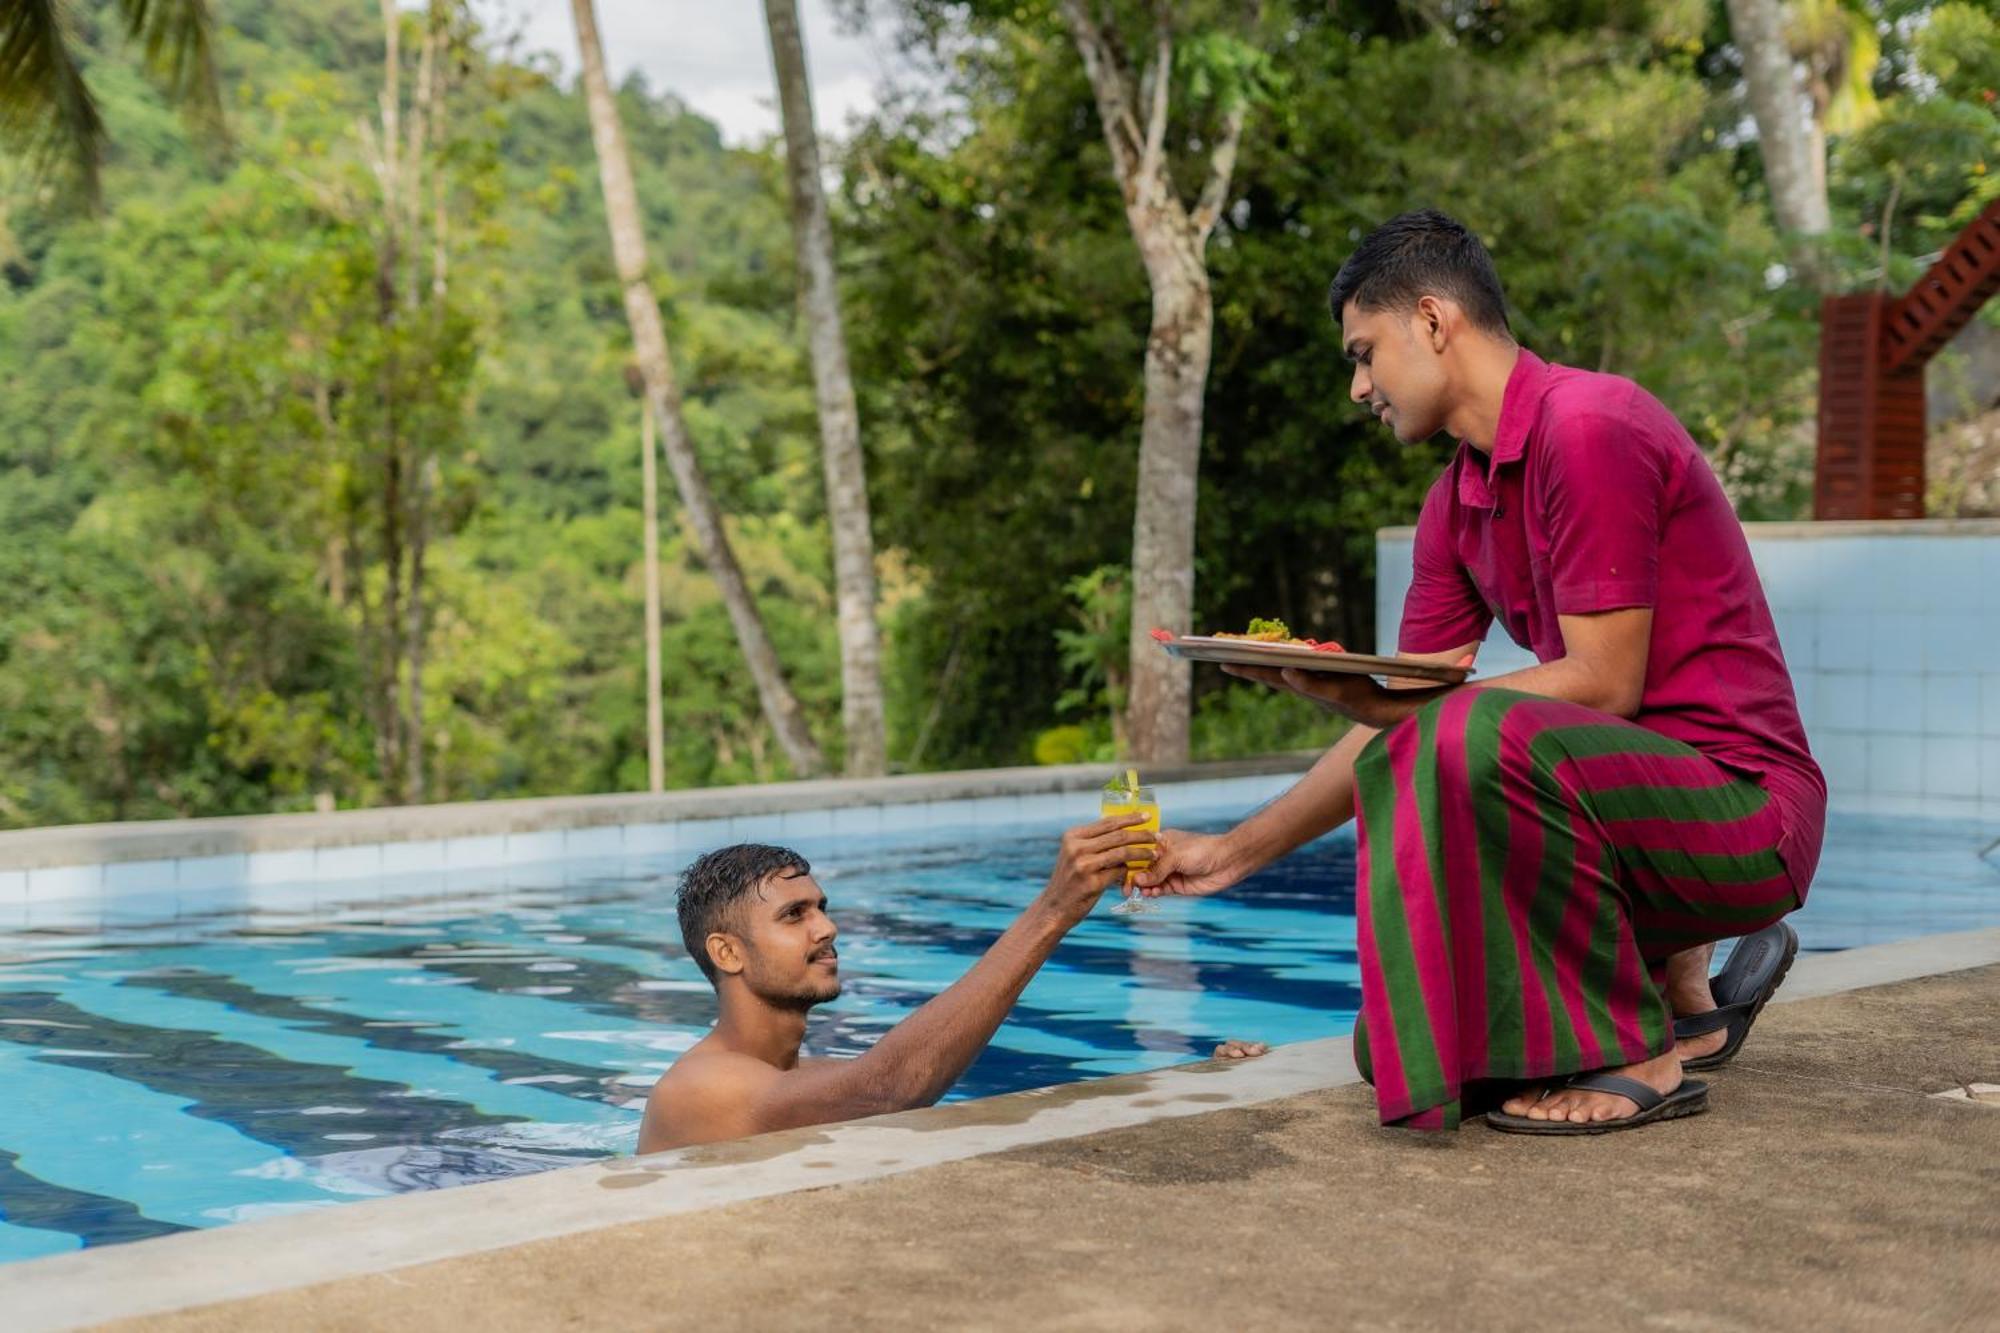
left=1351, top=689, right=1800, bottom=1129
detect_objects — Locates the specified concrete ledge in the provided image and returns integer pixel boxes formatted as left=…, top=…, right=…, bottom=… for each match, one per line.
left=0, top=756, right=1318, bottom=874
left=6, top=924, right=1998, bottom=1332
left=0, top=1038, right=1359, bottom=1332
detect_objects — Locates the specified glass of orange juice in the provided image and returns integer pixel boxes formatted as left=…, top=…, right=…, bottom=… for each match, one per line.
left=1099, top=775, right=1160, bottom=916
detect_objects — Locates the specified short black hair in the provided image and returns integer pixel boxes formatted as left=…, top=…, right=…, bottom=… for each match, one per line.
left=676, top=843, right=811, bottom=985
left=1326, top=209, right=1512, bottom=338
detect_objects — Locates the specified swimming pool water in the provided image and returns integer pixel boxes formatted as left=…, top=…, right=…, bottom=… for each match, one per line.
left=0, top=809, right=1994, bottom=1262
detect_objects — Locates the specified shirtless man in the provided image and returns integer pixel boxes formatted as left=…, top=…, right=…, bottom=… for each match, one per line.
left=637, top=817, right=1266, bottom=1153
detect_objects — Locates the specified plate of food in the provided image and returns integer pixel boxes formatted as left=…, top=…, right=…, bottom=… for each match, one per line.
left=1151, top=619, right=1473, bottom=684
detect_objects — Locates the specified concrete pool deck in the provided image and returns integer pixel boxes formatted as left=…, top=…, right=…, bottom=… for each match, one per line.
left=6, top=927, right=1996, bottom=1331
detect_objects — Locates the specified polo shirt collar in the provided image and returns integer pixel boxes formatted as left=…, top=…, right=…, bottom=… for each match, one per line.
left=1456, top=348, right=1549, bottom=510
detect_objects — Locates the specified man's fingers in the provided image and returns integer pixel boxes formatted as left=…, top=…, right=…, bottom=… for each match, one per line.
left=1077, top=812, right=1149, bottom=836
left=1077, top=824, right=1158, bottom=854
left=1084, top=849, right=1142, bottom=877
left=1080, top=812, right=1150, bottom=836
left=1224, top=664, right=1289, bottom=689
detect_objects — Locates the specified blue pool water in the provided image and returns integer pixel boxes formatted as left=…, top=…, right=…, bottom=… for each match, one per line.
left=0, top=809, right=1995, bottom=1263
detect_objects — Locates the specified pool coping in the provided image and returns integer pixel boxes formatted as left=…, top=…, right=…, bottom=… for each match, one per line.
left=4, top=923, right=1998, bottom=1332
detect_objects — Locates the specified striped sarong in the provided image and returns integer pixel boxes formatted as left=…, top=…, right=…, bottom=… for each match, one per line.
left=1350, top=688, right=1800, bottom=1129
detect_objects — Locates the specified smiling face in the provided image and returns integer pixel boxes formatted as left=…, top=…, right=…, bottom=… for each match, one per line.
left=715, top=870, right=841, bottom=1009
left=1341, top=296, right=1454, bottom=445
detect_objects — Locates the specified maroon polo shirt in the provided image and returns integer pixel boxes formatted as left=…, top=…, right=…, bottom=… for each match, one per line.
left=1398, top=349, right=1826, bottom=899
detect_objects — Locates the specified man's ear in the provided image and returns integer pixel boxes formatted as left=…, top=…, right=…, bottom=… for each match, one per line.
left=706, top=932, right=746, bottom=978
left=1416, top=294, right=1449, bottom=351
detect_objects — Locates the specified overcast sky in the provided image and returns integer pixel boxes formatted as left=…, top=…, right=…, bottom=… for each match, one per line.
left=476, top=1, right=915, bottom=145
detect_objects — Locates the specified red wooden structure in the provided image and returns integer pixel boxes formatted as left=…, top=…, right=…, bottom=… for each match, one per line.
left=1815, top=198, right=2000, bottom=519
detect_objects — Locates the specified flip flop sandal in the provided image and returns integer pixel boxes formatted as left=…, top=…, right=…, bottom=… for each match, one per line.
left=1674, top=920, right=1799, bottom=1072
left=1484, top=1072, right=1709, bottom=1136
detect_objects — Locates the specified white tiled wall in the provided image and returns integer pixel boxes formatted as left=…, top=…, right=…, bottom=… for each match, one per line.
left=1377, top=524, right=2000, bottom=822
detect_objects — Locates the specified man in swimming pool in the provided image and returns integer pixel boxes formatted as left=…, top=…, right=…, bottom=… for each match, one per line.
left=636, top=817, right=1267, bottom=1153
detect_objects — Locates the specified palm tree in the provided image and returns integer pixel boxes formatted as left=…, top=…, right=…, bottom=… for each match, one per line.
left=0, top=0, right=224, bottom=207
left=569, top=0, right=828, bottom=779
left=762, top=0, right=888, bottom=778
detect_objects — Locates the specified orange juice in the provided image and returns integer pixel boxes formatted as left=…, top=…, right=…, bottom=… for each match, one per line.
left=1099, top=789, right=1160, bottom=870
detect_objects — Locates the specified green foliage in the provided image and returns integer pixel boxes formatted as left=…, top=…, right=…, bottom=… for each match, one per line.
left=0, top=0, right=1992, bottom=827
left=1053, top=564, right=1130, bottom=728
left=1911, top=3, right=2000, bottom=104
left=0, top=0, right=845, bottom=825
left=1832, top=2, right=1999, bottom=272
left=1031, top=724, right=1089, bottom=765
left=1189, top=687, right=1346, bottom=764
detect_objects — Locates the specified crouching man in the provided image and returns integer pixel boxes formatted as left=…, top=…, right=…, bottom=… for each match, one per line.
left=637, top=816, right=1266, bottom=1153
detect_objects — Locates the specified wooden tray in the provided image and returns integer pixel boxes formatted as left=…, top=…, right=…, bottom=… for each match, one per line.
left=1158, top=635, right=1473, bottom=684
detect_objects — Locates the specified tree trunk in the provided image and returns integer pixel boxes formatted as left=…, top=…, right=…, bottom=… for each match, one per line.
left=640, top=406, right=666, bottom=792
left=1725, top=0, right=1830, bottom=242
left=570, top=0, right=827, bottom=778
left=1057, top=2, right=1248, bottom=765
left=374, top=0, right=409, bottom=799
left=405, top=457, right=429, bottom=802
left=1126, top=252, right=1212, bottom=765
left=763, top=0, right=888, bottom=778
left=401, top=4, right=448, bottom=806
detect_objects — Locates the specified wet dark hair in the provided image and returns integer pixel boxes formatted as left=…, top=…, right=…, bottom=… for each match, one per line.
left=1326, top=209, right=1512, bottom=338
left=677, top=843, right=811, bottom=985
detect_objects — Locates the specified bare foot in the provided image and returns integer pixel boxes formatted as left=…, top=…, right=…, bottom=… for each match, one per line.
left=1498, top=1049, right=1686, bottom=1124
left=1213, top=1039, right=1269, bottom=1060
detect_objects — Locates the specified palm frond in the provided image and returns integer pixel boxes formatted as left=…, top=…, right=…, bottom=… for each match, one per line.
left=0, top=0, right=107, bottom=205
left=117, top=0, right=225, bottom=133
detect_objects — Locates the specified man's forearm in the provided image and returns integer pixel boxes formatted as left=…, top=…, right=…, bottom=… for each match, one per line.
left=1338, top=648, right=1635, bottom=736
left=1468, top=653, right=1640, bottom=717
left=850, top=898, right=1071, bottom=1111
left=1228, top=723, right=1378, bottom=874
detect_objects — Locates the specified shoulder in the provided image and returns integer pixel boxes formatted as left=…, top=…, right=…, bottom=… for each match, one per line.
left=1537, top=367, right=1685, bottom=450
left=652, top=1048, right=781, bottom=1108
left=639, top=1049, right=781, bottom=1153
left=1531, top=367, right=1689, bottom=481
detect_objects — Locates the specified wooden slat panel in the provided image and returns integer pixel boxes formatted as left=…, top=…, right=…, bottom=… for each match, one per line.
left=1882, top=198, right=2000, bottom=375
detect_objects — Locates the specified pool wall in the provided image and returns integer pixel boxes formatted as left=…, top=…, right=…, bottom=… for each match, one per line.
left=1378, top=519, right=2000, bottom=824
left=0, top=757, right=1314, bottom=921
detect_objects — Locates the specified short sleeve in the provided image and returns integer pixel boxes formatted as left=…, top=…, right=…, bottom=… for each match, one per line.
left=1535, top=411, right=1677, bottom=615
left=1397, top=471, right=1492, bottom=654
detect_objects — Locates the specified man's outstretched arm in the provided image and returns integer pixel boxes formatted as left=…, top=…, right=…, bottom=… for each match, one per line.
left=1132, top=640, right=1480, bottom=900
left=651, top=816, right=1149, bottom=1149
